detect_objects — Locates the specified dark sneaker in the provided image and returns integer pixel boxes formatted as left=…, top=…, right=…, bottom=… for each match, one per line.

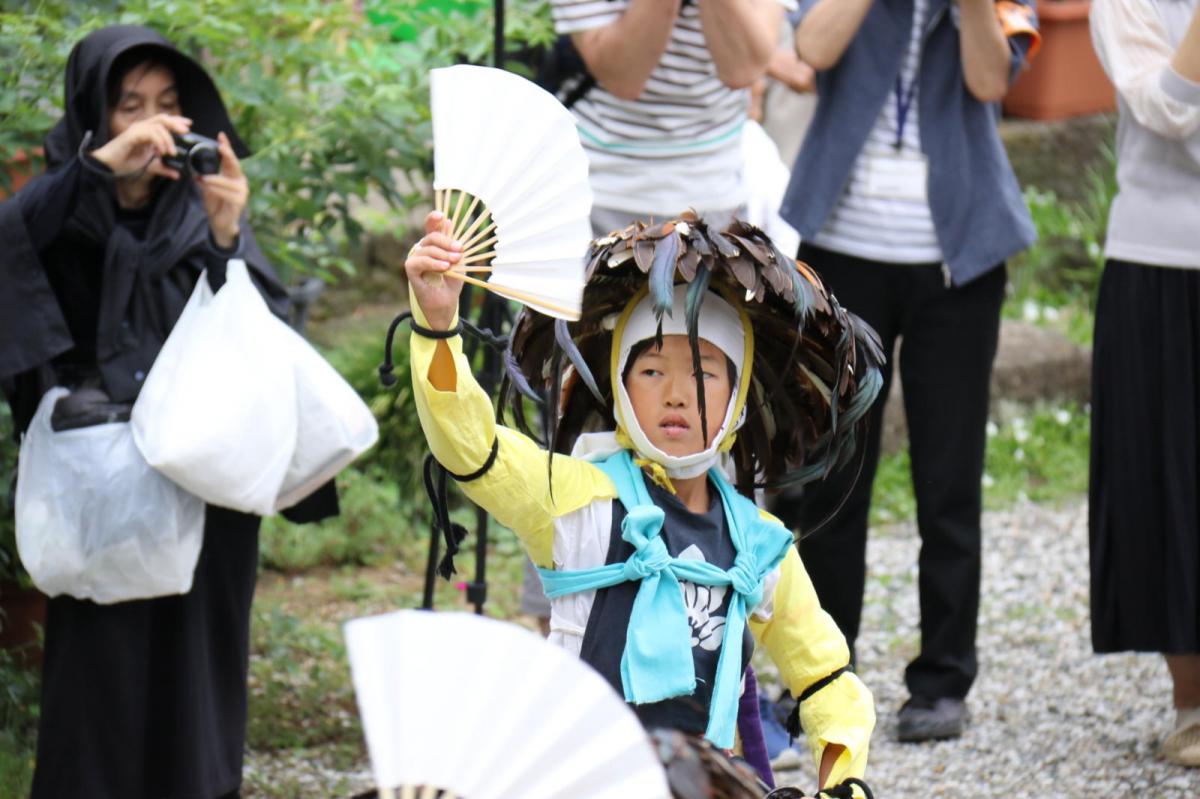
left=896, top=696, right=968, bottom=742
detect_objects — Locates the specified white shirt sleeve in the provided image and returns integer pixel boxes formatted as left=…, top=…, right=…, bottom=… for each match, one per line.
left=1091, top=0, right=1200, bottom=140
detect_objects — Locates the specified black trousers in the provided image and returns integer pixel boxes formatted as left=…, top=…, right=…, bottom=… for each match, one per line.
left=772, top=244, right=1005, bottom=701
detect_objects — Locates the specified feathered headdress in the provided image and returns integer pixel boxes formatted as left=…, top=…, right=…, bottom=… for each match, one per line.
left=497, top=211, right=884, bottom=499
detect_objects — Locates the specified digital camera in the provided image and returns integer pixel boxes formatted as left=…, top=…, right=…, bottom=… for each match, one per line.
left=162, top=132, right=221, bottom=176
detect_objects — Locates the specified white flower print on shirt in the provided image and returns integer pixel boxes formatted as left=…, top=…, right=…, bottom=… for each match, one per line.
left=677, top=545, right=726, bottom=651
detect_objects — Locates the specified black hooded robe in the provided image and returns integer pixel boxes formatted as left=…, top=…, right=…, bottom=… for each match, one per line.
left=0, top=26, right=336, bottom=799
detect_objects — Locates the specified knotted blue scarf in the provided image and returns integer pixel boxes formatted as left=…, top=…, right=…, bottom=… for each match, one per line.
left=537, top=450, right=793, bottom=748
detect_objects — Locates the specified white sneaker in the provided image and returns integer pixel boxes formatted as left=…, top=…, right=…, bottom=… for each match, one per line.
left=1161, top=721, right=1200, bottom=768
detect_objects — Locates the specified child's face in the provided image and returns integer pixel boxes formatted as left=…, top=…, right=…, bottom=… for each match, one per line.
left=624, top=335, right=734, bottom=458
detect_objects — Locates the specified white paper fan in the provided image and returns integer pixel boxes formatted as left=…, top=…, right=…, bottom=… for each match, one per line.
left=429, top=65, right=593, bottom=321
left=345, top=610, right=670, bottom=799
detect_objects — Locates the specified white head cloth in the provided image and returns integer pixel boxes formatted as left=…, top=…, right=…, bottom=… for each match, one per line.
left=607, top=285, right=747, bottom=479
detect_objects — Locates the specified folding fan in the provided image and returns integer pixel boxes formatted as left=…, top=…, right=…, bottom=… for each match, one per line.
left=429, top=65, right=593, bottom=321
left=344, top=610, right=670, bottom=799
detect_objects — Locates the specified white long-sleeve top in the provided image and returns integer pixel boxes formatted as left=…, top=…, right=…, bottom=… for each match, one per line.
left=1091, top=0, right=1200, bottom=269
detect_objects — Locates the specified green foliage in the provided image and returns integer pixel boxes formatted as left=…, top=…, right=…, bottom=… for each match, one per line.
left=259, top=467, right=418, bottom=572
left=870, top=402, right=1092, bottom=526
left=1005, top=146, right=1117, bottom=345
left=322, top=327, right=428, bottom=494
left=0, top=648, right=40, bottom=799
left=0, top=402, right=20, bottom=584
left=0, top=0, right=554, bottom=281
left=246, top=605, right=360, bottom=755
left=870, top=448, right=916, bottom=526
left=980, top=403, right=1091, bottom=506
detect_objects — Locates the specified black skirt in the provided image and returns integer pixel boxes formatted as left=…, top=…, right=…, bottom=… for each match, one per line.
left=1090, top=258, right=1200, bottom=654
left=31, top=506, right=260, bottom=799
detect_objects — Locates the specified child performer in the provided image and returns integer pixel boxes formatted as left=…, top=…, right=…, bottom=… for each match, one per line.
left=404, top=208, right=882, bottom=795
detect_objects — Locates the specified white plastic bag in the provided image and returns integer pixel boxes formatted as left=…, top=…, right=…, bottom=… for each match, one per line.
left=274, top=325, right=378, bottom=511
left=16, top=388, right=205, bottom=604
left=132, top=259, right=297, bottom=515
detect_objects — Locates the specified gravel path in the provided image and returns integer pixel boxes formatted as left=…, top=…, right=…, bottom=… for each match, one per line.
left=246, top=498, right=1199, bottom=797
left=766, top=498, right=1199, bottom=798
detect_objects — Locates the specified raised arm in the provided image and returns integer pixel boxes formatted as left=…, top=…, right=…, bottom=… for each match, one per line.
left=697, top=0, right=785, bottom=89
left=568, top=0, right=682, bottom=100
left=792, top=0, right=873, bottom=71
left=1092, top=0, right=1200, bottom=141
left=958, top=0, right=1015, bottom=102
left=405, top=212, right=616, bottom=564
left=749, top=544, right=875, bottom=790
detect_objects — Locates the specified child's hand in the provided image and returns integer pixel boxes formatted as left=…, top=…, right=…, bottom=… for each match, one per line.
left=405, top=210, right=464, bottom=331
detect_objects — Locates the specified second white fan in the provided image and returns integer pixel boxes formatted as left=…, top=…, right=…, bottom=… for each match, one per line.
left=345, top=610, right=671, bottom=799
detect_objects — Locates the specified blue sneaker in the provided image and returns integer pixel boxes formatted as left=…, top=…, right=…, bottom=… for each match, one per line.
left=759, top=692, right=792, bottom=760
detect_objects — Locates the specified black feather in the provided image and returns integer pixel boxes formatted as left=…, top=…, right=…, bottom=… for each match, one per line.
left=504, top=346, right=542, bottom=405
left=545, top=348, right=565, bottom=504
left=685, top=264, right=713, bottom=448
left=555, top=318, right=603, bottom=405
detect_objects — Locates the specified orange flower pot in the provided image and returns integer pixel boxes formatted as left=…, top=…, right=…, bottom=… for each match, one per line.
left=1003, top=0, right=1116, bottom=120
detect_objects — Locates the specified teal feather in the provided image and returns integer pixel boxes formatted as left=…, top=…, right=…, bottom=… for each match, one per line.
left=650, top=231, right=680, bottom=318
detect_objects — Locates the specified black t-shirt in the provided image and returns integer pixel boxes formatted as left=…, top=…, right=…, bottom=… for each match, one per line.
left=578, top=478, right=755, bottom=735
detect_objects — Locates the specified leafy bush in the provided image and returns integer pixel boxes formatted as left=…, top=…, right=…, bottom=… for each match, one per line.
left=324, top=325, right=430, bottom=490
left=870, top=402, right=1092, bottom=526
left=0, top=402, right=20, bottom=584
left=0, top=646, right=39, bottom=799
left=0, top=0, right=554, bottom=281
left=1008, top=146, right=1117, bottom=310
left=246, top=605, right=359, bottom=754
left=259, top=467, right=419, bottom=572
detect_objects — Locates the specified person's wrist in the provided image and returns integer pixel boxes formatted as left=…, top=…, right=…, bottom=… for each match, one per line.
left=423, top=305, right=457, bottom=331
left=211, top=224, right=238, bottom=250
left=90, top=142, right=117, bottom=170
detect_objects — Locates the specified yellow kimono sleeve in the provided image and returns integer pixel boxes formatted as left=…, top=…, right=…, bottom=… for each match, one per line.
left=748, top=546, right=875, bottom=789
left=408, top=292, right=616, bottom=566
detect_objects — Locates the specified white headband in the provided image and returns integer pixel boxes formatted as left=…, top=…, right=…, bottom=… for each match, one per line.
left=612, top=285, right=747, bottom=479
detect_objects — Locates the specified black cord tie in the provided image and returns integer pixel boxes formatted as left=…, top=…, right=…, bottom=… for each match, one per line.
left=379, top=311, right=462, bottom=386
left=378, top=311, right=509, bottom=387
left=787, top=664, right=851, bottom=739
left=816, top=778, right=875, bottom=799
left=421, top=438, right=499, bottom=580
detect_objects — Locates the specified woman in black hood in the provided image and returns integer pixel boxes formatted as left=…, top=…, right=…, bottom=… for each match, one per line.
left=0, top=26, right=335, bottom=798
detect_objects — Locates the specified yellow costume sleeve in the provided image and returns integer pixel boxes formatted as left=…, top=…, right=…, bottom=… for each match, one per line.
left=408, top=291, right=617, bottom=566
left=749, top=545, right=875, bottom=790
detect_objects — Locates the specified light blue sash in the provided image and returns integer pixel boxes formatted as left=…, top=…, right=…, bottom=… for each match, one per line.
left=538, top=450, right=793, bottom=748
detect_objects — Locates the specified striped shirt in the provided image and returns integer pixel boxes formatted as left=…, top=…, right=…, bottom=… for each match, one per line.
left=552, top=0, right=792, bottom=215
left=812, top=0, right=944, bottom=264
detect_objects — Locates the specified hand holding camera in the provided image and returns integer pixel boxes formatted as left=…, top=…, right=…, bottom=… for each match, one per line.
left=91, top=112, right=194, bottom=180
left=196, top=131, right=247, bottom=250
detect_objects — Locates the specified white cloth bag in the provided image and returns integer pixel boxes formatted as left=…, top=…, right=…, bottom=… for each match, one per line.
left=741, top=120, right=801, bottom=257
left=16, top=387, right=205, bottom=604
left=274, top=324, right=379, bottom=511
left=132, top=259, right=298, bottom=515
